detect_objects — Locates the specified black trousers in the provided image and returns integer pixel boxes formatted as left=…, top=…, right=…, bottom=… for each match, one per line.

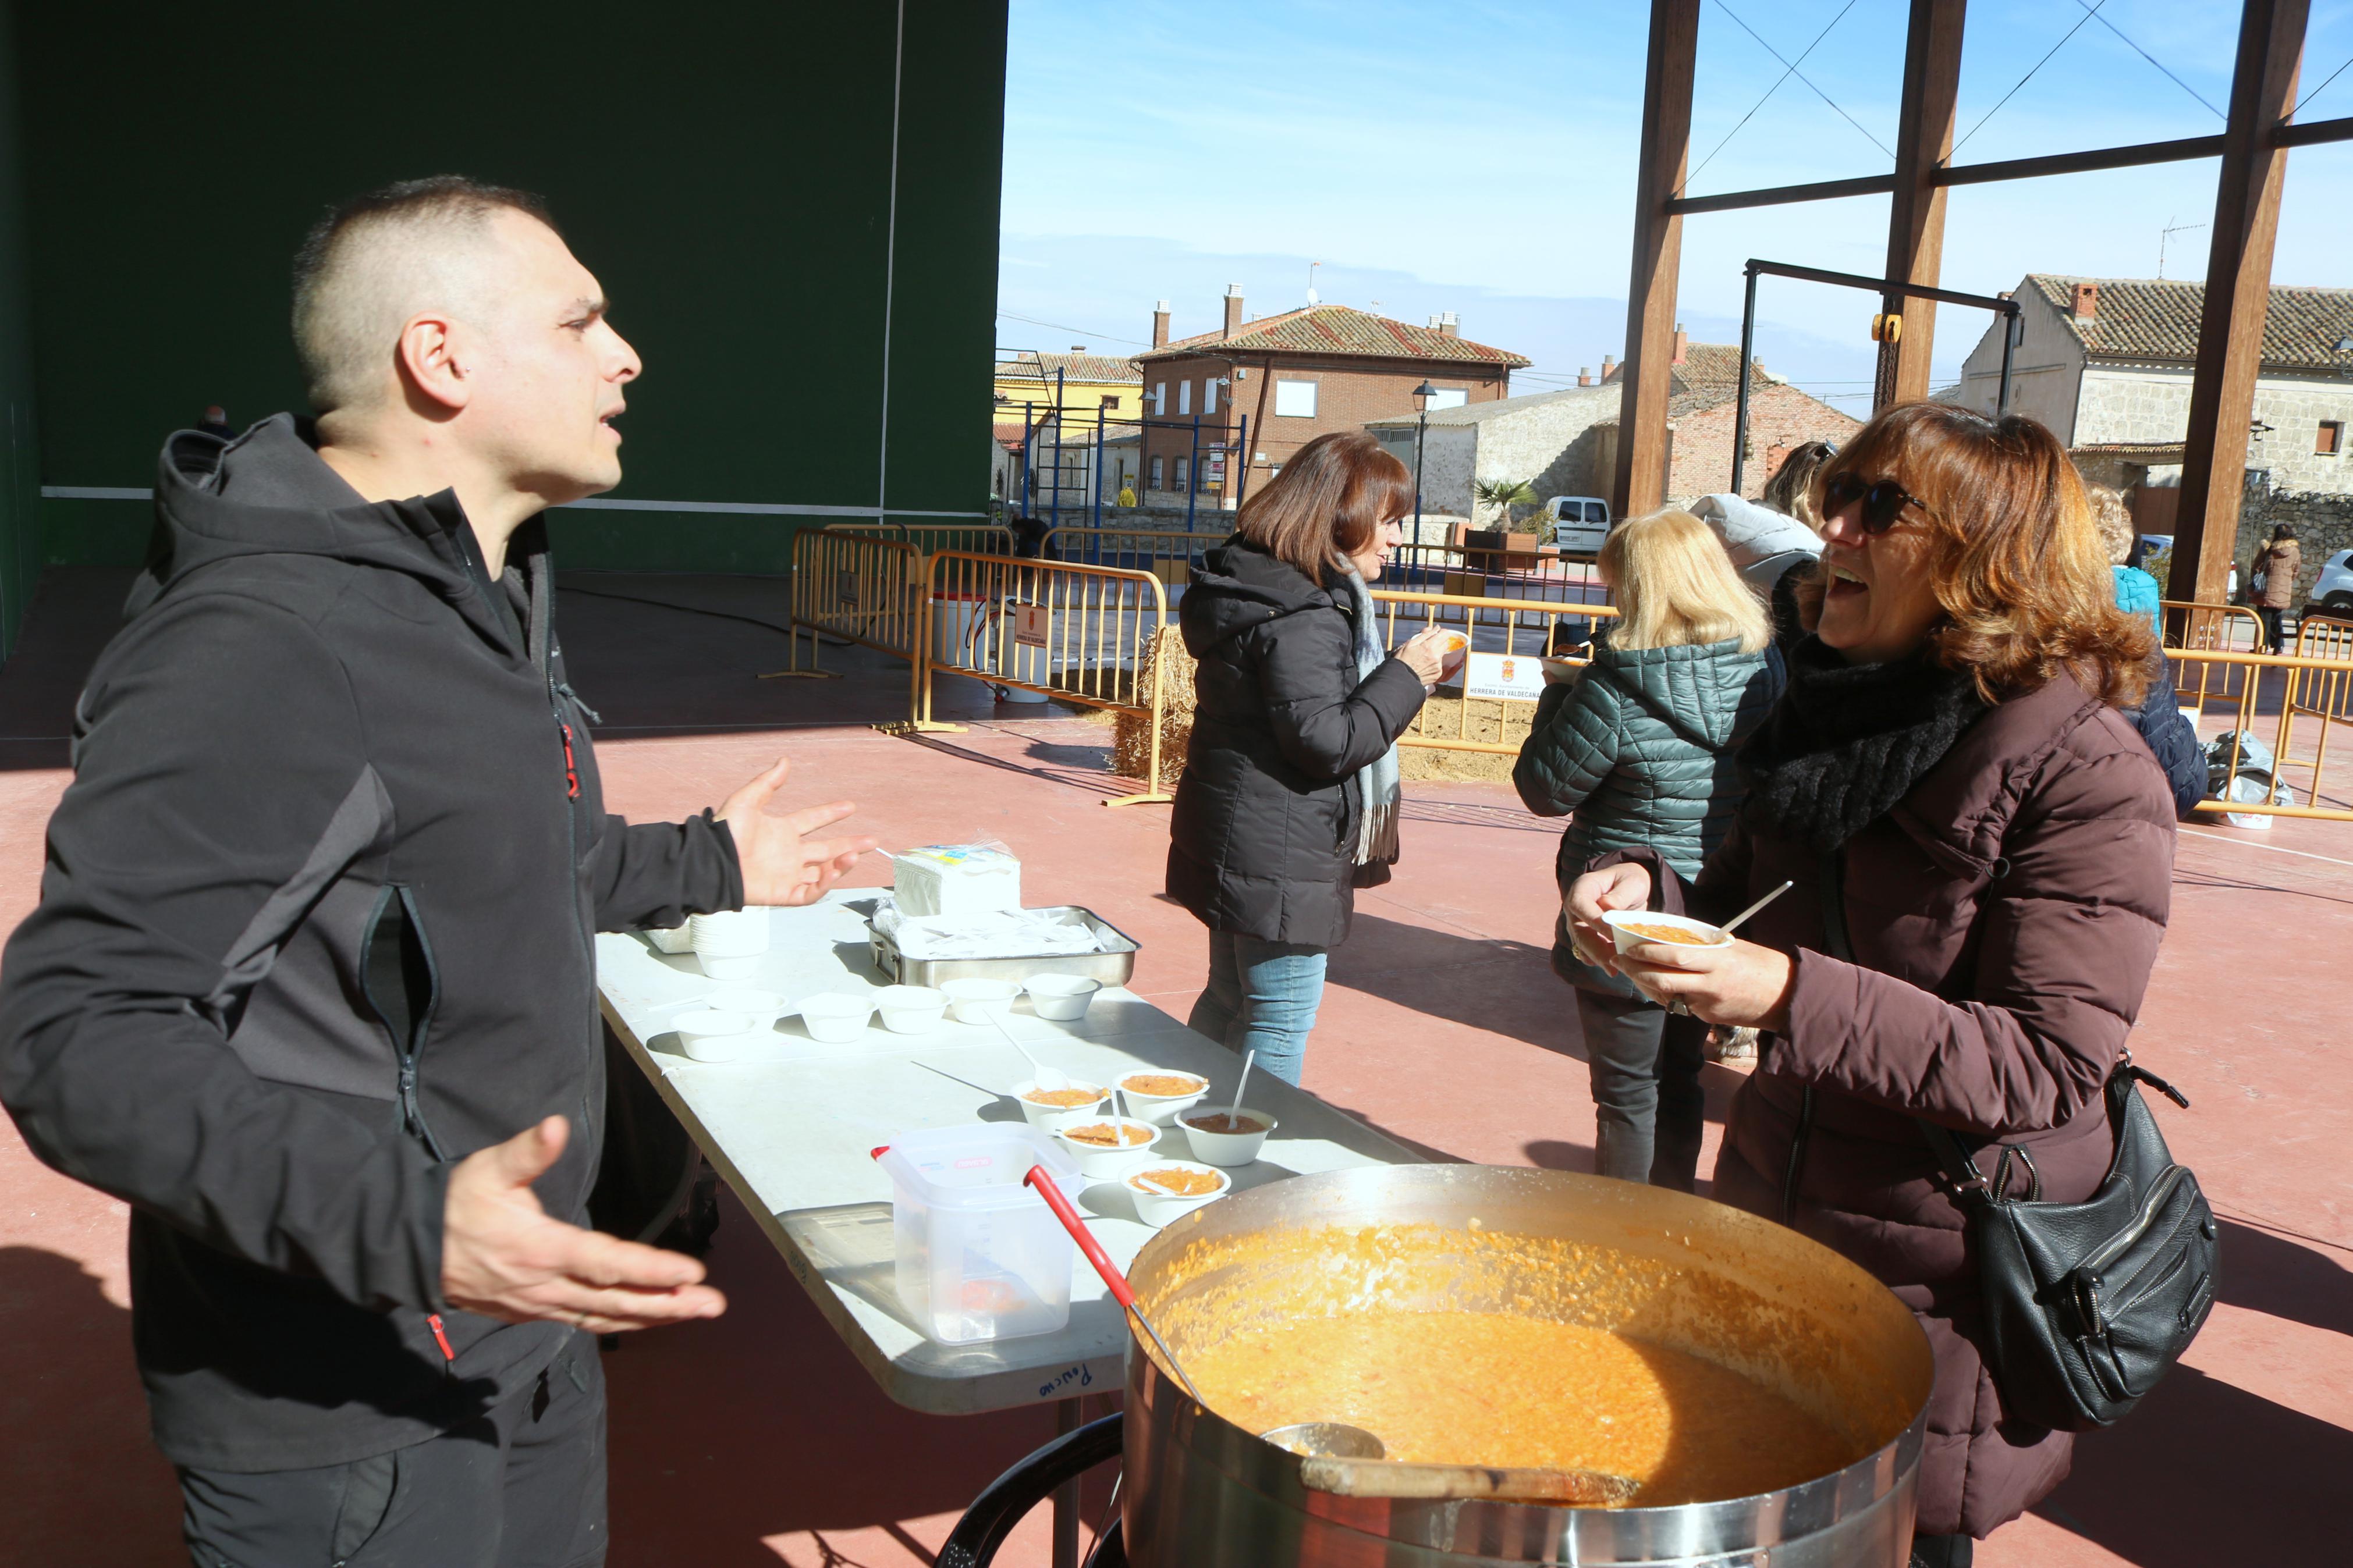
left=2258, top=605, right=2286, bottom=650
left=180, top=1336, right=607, bottom=1568
left=1573, top=987, right=1706, bottom=1192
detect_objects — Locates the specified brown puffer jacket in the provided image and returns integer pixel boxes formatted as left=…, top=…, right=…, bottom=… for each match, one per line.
left=1632, top=670, right=2174, bottom=1538
left=2253, top=538, right=2301, bottom=609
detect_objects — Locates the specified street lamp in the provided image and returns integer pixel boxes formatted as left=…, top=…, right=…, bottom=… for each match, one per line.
left=1411, top=380, right=1437, bottom=542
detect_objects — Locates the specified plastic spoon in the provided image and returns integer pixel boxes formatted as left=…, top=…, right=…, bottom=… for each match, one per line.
left=1222, top=1049, right=1259, bottom=1128
left=1716, top=879, right=1795, bottom=938
left=1021, top=1167, right=1201, bottom=1402
left=989, top=1009, right=1069, bottom=1089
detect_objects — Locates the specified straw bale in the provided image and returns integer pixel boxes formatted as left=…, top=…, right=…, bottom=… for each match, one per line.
left=1113, top=624, right=1195, bottom=792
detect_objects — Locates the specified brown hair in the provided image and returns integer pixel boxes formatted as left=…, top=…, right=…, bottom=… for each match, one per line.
left=1799, top=403, right=2156, bottom=706
left=1761, top=439, right=1837, bottom=532
left=1234, top=432, right=1414, bottom=581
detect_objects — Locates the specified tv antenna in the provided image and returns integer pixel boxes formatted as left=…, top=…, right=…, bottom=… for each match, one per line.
left=2159, top=217, right=2206, bottom=280
left=1307, top=260, right=1322, bottom=305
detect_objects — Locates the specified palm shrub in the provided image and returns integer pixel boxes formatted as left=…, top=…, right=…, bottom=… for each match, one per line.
left=1472, top=477, right=1541, bottom=535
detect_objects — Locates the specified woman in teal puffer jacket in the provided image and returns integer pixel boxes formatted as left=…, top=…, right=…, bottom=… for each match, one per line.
left=1514, top=508, right=1784, bottom=1188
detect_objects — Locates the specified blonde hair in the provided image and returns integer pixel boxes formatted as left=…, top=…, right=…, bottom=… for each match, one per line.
left=1601, top=509, right=1772, bottom=653
left=2085, top=482, right=2134, bottom=565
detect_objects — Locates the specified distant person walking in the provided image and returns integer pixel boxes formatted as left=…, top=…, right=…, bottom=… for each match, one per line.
left=1167, top=432, right=1452, bottom=1084
left=2251, top=522, right=2300, bottom=649
left=1514, top=509, right=1783, bottom=1189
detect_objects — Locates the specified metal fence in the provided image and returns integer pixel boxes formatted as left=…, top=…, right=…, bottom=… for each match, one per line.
left=1038, top=526, right=1208, bottom=586
left=2170, top=643, right=2353, bottom=821
left=1365, top=587, right=1623, bottom=758
left=2162, top=600, right=2267, bottom=715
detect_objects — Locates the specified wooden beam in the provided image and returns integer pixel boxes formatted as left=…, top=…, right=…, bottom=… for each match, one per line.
left=2272, top=112, right=2353, bottom=147
left=1613, top=0, right=1700, bottom=521
left=1935, top=133, right=2226, bottom=187
left=1879, top=0, right=1968, bottom=409
left=2173, top=0, right=2308, bottom=606
left=1665, top=172, right=1896, bottom=216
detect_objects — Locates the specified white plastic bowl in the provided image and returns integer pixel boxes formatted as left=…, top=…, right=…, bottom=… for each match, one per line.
left=798, top=992, right=875, bottom=1043
left=1600, top=909, right=1731, bottom=955
left=874, top=984, right=950, bottom=1034
left=675, top=1008, right=759, bottom=1063
left=1023, top=973, right=1102, bottom=1022
left=1114, top=1068, right=1211, bottom=1126
left=702, top=987, right=785, bottom=1027
left=941, top=976, right=1023, bottom=1024
left=1048, top=1113, right=1162, bottom=1178
left=1126, top=1159, right=1231, bottom=1226
left=1010, top=1078, right=1110, bottom=1127
left=697, top=952, right=762, bottom=980
left=690, top=908, right=769, bottom=957
left=1179, top=1109, right=1276, bottom=1168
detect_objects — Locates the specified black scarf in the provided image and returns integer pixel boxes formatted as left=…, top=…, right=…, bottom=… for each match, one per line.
left=1736, top=637, right=1987, bottom=854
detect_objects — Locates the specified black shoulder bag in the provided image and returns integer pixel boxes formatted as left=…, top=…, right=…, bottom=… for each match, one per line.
left=1818, top=852, right=2219, bottom=1431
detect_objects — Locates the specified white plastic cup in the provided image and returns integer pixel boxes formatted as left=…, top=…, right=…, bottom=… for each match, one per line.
left=690, top=908, right=769, bottom=957
left=874, top=985, right=950, bottom=1034
left=798, top=993, right=875, bottom=1043
left=1048, top=1113, right=1161, bottom=1178
left=1179, top=1109, right=1276, bottom=1168
left=675, top=1008, right=760, bottom=1063
left=1114, top=1068, right=1211, bottom=1126
left=1024, top=973, right=1102, bottom=1022
left=1009, top=1079, right=1110, bottom=1127
left=1126, top=1159, right=1231, bottom=1226
left=941, top=976, right=1023, bottom=1024
left=1599, top=909, right=1731, bottom=955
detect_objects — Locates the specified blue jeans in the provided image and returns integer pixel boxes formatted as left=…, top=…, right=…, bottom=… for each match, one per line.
left=1187, top=931, right=1328, bottom=1086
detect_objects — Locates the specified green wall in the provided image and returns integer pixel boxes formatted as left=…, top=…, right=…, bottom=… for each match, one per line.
left=0, top=1, right=40, bottom=654
left=11, top=0, right=1007, bottom=582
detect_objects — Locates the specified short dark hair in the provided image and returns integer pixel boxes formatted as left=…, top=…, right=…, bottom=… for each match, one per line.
left=291, top=176, right=556, bottom=414
left=1233, top=432, right=1413, bottom=581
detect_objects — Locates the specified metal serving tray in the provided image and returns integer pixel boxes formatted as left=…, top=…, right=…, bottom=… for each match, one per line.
left=865, top=903, right=1141, bottom=990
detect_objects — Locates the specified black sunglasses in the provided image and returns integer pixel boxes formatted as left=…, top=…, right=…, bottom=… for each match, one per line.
left=1822, top=471, right=1937, bottom=533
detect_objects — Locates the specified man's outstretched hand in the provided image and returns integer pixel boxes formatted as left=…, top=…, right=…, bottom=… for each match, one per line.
left=716, top=756, right=879, bottom=907
left=442, top=1117, right=726, bottom=1334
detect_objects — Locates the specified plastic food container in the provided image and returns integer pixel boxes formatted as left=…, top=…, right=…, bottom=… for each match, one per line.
left=798, top=992, right=874, bottom=1043
left=1024, top=973, right=1102, bottom=1022
left=876, top=1123, right=1085, bottom=1345
left=1010, top=1079, right=1110, bottom=1127
left=647, top=923, right=696, bottom=955
left=1600, top=909, right=1731, bottom=954
left=1126, top=1160, right=1231, bottom=1226
left=1115, top=1068, right=1211, bottom=1126
left=941, top=976, right=1023, bottom=1024
left=1179, top=1110, right=1276, bottom=1168
left=1049, top=1114, right=1162, bottom=1179
left=702, top=988, right=785, bottom=1027
left=874, top=984, right=950, bottom=1034
left=674, top=1008, right=760, bottom=1063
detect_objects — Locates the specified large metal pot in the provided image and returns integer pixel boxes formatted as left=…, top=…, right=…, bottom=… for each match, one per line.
left=1119, top=1166, right=1934, bottom=1567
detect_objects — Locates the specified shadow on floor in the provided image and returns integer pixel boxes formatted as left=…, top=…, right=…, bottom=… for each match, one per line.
left=1323, top=911, right=1566, bottom=1054
left=2213, top=1217, right=2353, bottom=1339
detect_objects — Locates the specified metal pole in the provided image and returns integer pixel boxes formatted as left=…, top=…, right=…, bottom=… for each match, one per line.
left=1233, top=413, right=1252, bottom=512
left=1731, top=262, right=1760, bottom=497
left=1050, top=370, right=1066, bottom=532
left=1023, top=400, right=1036, bottom=514
left=1093, top=403, right=1105, bottom=529
left=1996, top=305, right=2017, bottom=415
left=1414, top=411, right=1428, bottom=536
left=1187, top=414, right=1200, bottom=531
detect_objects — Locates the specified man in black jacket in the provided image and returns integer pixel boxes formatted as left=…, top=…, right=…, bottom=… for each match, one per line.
left=0, top=177, right=874, bottom=1566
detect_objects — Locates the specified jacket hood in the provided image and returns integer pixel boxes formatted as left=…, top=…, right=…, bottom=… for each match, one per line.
left=1587, top=636, right=1780, bottom=751
left=134, top=414, right=539, bottom=652
left=1181, top=535, right=1346, bottom=655
left=1690, top=493, right=1823, bottom=571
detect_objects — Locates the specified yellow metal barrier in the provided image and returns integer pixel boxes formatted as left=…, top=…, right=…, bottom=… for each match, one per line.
left=1365, top=587, right=1621, bottom=757
left=2167, top=645, right=2353, bottom=821
left=918, top=550, right=1175, bottom=806
left=1038, top=527, right=1208, bottom=588
left=771, top=529, right=925, bottom=701
left=2162, top=600, right=2266, bottom=716
left=828, top=519, right=1015, bottom=558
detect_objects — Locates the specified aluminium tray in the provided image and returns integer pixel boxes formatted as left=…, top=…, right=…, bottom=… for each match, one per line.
left=866, top=903, right=1140, bottom=990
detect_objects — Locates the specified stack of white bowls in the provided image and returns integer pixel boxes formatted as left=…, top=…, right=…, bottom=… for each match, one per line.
left=689, top=909, right=769, bottom=979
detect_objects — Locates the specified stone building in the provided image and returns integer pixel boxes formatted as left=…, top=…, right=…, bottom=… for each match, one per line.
left=1599, top=330, right=1860, bottom=504
left=1130, top=290, right=1529, bottom=507
left=1364, top=384, right=1622, bottom=526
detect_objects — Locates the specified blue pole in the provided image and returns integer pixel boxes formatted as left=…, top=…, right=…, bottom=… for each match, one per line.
left=1093, top=404, right=1104, bottom=531
left=1050, top=370, right=1065, bottom=531
left=1187, top=414, right=1199, bottom=532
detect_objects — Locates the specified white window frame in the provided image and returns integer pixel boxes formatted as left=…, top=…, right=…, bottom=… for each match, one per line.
left=1152, top=382, right=1166, bottom=417
left=1428, top=387, right=1468, bottom=410
left=1275, top=379, right=1318, bottom=418
left=1174, top=456, right=1191, bottom=491
left=1204, top=378, right=1219, bottom=415
left=1149, top=456, right=1164, bottom=489
left=1178, top=379, right=1193, bottom=416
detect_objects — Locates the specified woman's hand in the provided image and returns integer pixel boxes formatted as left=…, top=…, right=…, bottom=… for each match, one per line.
left=1616, top=936, right=1795, bottom=1032
left=1397, top=627, right=1450, bottom=686
left=1563, top=863, right=1651, bottom=973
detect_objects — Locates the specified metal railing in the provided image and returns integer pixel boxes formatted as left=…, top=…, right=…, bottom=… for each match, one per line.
left=1366, top=587, right=1622, bottom=757
left=778, top=525, right=925, bottom=668
left=1038, top=526, right=1210, bottom=586
left=828, top=518, right=1016, bottom=559
left=919, top=550, right=1176, bottom=805
left=2168, top=644, right=2353, bottom=821
left=2162, top=600, right=2267, bottom=714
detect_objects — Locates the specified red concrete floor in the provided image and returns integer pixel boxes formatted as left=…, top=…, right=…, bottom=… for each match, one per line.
left=0, top=568, right=2346, bottom=1565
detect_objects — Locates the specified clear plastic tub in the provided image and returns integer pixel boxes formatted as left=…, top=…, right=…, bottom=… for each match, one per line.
left=876, top=1123, right=1087, bottom=1345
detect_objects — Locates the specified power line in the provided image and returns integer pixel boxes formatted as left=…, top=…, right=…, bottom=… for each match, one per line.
left=2294, top=52, right=2353, bottom=117
left=1680, top=0, right=1867, bottom=194
left=1955, top=2, right=2108, bottom=155
left=2073, top=0, right=2223, bottom=120
left=1710, top=0, right=1893, bottom=161
left=996, top=309, right=1152, bottom=347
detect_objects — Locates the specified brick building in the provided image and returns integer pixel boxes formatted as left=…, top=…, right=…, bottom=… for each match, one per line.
left=1599, top=329, right=1859, bottom=503
left=1130, top=289, right=1529, bottom=506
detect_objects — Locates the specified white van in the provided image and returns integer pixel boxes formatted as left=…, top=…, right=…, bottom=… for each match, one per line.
left=1545, top=496, right=1612, bottom=557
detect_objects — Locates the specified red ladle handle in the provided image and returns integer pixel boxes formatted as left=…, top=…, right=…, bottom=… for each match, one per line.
left=1023, top=1165, right=1137, bottom=1309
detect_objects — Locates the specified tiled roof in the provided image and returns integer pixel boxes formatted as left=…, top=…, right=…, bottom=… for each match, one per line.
left=1363, top=383, right=1619, bottom=428
left=1137, top=304, right=1531, bottom=368
left=2024, top=275, right=2353, bottom=372
left=1599, top=342, right=1779, bottom=415
left=995, top=352, right=1142, bottom=385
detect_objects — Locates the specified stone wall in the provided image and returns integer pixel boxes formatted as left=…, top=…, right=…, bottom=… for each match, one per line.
left=2237, top=475, right=2353, bottom=607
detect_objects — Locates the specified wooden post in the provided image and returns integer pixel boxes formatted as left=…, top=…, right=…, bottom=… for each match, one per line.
left=2172, top=0, right=2308, bottom=605
left=1877, top=0, right=1968, bottom=410
left=1612, top=0, right=1699, bottom=519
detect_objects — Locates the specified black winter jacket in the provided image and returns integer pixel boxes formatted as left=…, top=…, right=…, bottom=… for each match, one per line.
left=1166, top=538, right=1426, bottom=947
left=2121, top=662, right=2209, bottom=819
left=0, top=417, right=741, bottom=1470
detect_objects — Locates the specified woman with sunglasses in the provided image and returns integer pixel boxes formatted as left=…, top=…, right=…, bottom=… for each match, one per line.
left=1563, top=403, right=2173, bottom=1567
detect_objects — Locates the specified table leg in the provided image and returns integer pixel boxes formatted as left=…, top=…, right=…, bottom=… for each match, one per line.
left=1053, top=1395, right=1082, bottom=1568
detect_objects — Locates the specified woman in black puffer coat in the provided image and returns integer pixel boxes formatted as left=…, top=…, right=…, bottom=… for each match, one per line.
left=1166, top=433, right=1451, bottom=1084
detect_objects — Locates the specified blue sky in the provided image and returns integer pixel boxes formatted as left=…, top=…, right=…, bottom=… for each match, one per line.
left=998, top=0, right=2353, bottom=412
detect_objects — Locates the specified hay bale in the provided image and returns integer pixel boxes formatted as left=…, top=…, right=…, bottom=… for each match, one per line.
left=1113, top=624, right=1195, bottom=793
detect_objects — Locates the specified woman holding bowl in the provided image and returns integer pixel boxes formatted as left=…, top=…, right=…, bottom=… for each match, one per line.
left=1167, top=432, right=1453, bottom=1085
left=1564, top=404, right=2171, bottom=1566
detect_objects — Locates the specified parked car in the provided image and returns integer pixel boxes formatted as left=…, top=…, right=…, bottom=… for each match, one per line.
left=2312, top=547, right=2353, bottom=613
left=1545, top=495, right=1612, bottom=557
